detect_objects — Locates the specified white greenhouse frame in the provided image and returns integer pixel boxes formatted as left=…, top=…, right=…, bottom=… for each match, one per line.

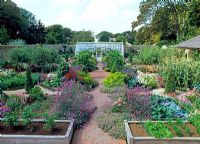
left=75, top=42, right=124, bottom=61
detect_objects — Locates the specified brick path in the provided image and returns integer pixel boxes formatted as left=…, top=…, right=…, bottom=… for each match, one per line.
left=71, top=70, right=126, bottom=144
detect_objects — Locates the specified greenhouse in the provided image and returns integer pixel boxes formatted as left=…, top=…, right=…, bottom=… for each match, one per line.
left=75, top=42, right=124, bottom=61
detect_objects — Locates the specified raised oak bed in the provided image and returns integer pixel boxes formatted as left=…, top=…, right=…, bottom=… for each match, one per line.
left=0, top=119, right=74, bottom=144
left=125, top=120, right=200, bottom=144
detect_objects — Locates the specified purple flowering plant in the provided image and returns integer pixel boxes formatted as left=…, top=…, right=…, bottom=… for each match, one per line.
left=52, top=80, right=96, bottom=128
left=0, top=102, right=11, bottom=118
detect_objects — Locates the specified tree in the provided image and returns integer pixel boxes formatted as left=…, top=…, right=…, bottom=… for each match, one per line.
left=45, top=25, right=72, bottom=44
left=97, top=31, right=113, bottom=42
left=0, top=0, right=24, bottom=39
left=0, top=26, right=9, bottom=44
left=132, top=0, right=189, bottom=42
left=25, top=66, right=34, bottom=94
left=19, top=8, right=45, bottom=44
left=188, top=0, right=200, bottom=27
left=122, top=31, right=136, bottom=44
left=116, top=35, right=126, bottom=44
left=71, top=30, right=94, bottom=44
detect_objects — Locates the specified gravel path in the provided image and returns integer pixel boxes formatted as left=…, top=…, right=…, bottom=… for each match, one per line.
left=71, top=71, right=126, bottom=144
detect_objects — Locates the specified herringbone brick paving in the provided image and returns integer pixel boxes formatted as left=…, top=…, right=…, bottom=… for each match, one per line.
left=71, top=70, right=126, bottom=144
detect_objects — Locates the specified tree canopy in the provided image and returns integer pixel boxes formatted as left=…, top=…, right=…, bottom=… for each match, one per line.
left=132, top=0, right=200, bottom=45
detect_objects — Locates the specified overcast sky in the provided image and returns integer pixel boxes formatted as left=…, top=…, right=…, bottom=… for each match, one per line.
left=12, top=0, right=141, bottom=34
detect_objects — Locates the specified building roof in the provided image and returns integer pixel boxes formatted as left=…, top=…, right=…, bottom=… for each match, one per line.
left=176, top=35, right=200, bottom=49
left=75, top=42, right=124, bottom=55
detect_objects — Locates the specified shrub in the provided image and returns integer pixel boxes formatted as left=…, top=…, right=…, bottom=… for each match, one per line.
left=122, top=67, right=137, bottom=77
left=103, top=72, right=127, bottom=88
left=6, top=96, right=22, bottom=111
left=43, top=76, right=61, bottom=88
left=25, top=66, right=34, bottom=93
left=104, top=50, right=124, bottom=72
left=126, top=76, right=140, bottom=88
left=3, top=111, right=19, bottom=128
left=0, top=103, right=11, bottom=118
left=22, top=106, right=35, bottom=129
left=138, top=75, right=158, bottom=89
left=9, top=47, right=30, bottom=63
left=126, top=87, right=151, bottom=120
left=132, top=47, right=183, bottom=65
left=57, top=58, right=69, bottom=78
left=7, top=39, right=26, bottom=45
left=0, top=72, right=39, bottom=91
left=76, top=50, right=97, bottom=72
left=9, top=47, right=58, bottom=72
left=160, top=58, right=200, bottom=93
left=112, top=98, right=128, bottom=113
left=97, top=112, right=128, bottom=139
left=43, top=114, right=56, bottom=131
left=29, top=86, right=44, bottom=101
left=53, top=80, right=96, bottom=128
left=77, top=71, right=98, bottom=90
left=133, top=47, right=160, bottom=65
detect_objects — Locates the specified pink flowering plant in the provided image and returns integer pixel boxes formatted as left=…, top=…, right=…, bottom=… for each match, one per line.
left=53, top=80, right=96, bottom=128
left=112, top=98, right=128, bottom=113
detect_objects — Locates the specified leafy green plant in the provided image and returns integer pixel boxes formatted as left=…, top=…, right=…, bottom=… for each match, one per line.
left=103, top=50, right=124, bottom=72
left=6, top=96, right=22, bottom=111
left=25, top=66, right=34, bottom=93
left=43, top=114, right=56, bottom=131
left=29, top=86, right=44, bottom=101
left=126, top=76, right=140, bottom=88
left=3, top=111, right=19, bottom=128
left=185, top=127, right=192, bottom=136
left=150, top=96, right=188, bottom=120
left=103, top=72, right=127, bottom=88
left=8, top=39, right=26, bottom=46
left=139, top=75, right=158, bottom=89
left=144, top=121, right=173, bottom=138
left=160, top=58, right=200, bottom=93
left=22, top=106, right=35, bottom=129
left=77, top=71, right=98, bottom=90
left=76, top=50, right=97, bottom=72
left=172, top=124, right=183, bottom=137
left=57, top=57, right=69, bottom=78
left=189, top=114, right=200, bottom=134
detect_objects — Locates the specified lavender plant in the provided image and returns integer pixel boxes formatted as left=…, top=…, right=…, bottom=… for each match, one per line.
left=53, top=80, right=96, bottom=128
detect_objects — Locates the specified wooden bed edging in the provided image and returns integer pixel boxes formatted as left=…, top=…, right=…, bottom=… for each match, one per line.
left=0, top=119, right=74, bottom=144
left=124, top=120, right=200, bottom=144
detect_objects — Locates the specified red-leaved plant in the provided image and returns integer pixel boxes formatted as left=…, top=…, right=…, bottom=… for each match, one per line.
left=126, top=86, right=152, bottom=120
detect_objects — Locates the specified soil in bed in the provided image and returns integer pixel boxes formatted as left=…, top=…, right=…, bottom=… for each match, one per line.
left=0, top=122, right=69, bottom=135
left=129, top=122, right=200, bottom=137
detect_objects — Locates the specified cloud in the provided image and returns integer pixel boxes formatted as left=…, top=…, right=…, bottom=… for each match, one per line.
left=12, top=0, right=141, bottom=34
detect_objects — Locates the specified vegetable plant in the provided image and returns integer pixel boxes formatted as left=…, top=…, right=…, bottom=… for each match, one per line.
left=144, top=121, right=173, bottom=138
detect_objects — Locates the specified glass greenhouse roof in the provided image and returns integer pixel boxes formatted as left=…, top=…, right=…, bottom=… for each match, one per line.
left=75, top=42, right=124, bottom=55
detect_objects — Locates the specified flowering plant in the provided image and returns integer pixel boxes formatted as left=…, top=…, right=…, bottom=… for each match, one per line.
left=0, top=103, right=11, bottom=118
left=112, top=98, right=127, bottom=113
left=53, top=80, right=96, bottom=128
